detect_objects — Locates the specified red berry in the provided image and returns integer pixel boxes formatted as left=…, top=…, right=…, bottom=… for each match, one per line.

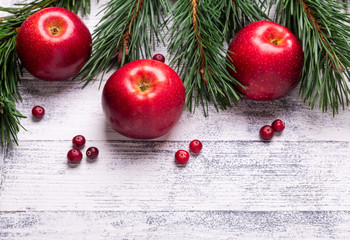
left=272, top=119, right=285, bottom=132
left=67, top=148, right=82, bottom=164
left=86, top=147, right=99, bottom=160
left=175, top=150, right=190, bottom=164
left=189, top=139, right=202, bottom=153
left=32, top=105, right=45, bottom=118
left=72, top=135, right=86, bottom=148
left=152, top=54, right=165, bottom=63
left=259, top=125, right=274, bottom=140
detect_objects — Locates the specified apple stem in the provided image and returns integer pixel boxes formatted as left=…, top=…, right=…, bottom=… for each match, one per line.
left=139, top=82, right=149, bottom=92
left=269, top=39, right=279, bottom=45
left=50, top=26, right=59, bottom=36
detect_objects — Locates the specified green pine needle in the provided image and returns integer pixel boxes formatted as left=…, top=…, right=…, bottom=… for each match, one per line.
left=52, top=0, right=92, bottom=16
left=168, top=0, right=266, bottom=116
left=272, top=0, right=350, bottom=114
left=0, top=96, right=26, bottom=149
left=78, top=0, right=170, bottom=87
left=221, top=0, right=268, bottom=42
left=0, top=0, right=91, bottom=148
left=2, top=0, right=350, bottom=148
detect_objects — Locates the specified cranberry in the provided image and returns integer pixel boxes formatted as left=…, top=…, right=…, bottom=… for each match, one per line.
left=272, top=119, right=285, bottom=132
left=32, top=105, right=45, bottom=118
left=175, top=150, right=190, bottom=164
left=86, top=147, right=99, bottom=160
left=67, top=148, right=83, bottom=164
left=189, top=139, right=202, bottom=153
left=259, top=125, right=274, bottom=140
left=72, top=135, right=86, bottom=148
left=152, top=54, right=165, bottom=63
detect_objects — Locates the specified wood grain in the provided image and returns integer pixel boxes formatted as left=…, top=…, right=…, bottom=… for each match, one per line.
left=1, top=0, right=350, bottom=239
left=1, top=140, right=350, bottom=211
left=1, top=211, right=350, bottom=239
left=14, top=77, right=350, bottom=143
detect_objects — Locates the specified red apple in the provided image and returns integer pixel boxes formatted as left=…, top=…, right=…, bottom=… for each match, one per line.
left=227, top=20, right=304, bottom=100
left=16, top=7, right=92, bottom=81
left=102, top=59, right=186, bottom=139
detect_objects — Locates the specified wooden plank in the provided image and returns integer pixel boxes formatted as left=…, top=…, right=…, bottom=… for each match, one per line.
left=1, top=140, right=349, bottom=211
left=1, top=210, right=350, bottom=239
left=8, top=3, right=350, bottom=145
left=15, top=77, right=350, bottom=143
left=0, top=142, right=5, bottom=202
left=1, top=1, right=350, bottom=239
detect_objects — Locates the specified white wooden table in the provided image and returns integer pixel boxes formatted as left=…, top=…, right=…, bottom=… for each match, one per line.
left=1, top=1, right=350, bottom=239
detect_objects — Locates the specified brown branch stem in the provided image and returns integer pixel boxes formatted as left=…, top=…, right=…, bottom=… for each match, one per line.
left=115, top=0, right=144, bottom=64
left=192, top=0, right=208, bottom=85
left=299, top=0, right=343, bottom=72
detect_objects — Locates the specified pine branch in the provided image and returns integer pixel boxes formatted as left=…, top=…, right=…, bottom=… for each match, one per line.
left=221, top=0, right=269, bottom=42
left=1, top=0, right=92, bottom=16
left=0, top=96, right=26, bottom=149
left=51, top=0, right=92, bottom=16
left=273, top=0, right=350, bottom=114
left=168, top=0, right=245, bottom=116
left=0, top=0, right=91, bottom=148
left=0, top=33, right=26, bottom=149
left=78, top=0, right=170, bottom=87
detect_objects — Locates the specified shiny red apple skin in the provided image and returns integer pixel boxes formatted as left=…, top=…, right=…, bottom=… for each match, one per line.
left=16, top=7, right=92, bottom=81
left=227, top=20, right=304, bottom=100
left=102, top=59, right=186, bottom=139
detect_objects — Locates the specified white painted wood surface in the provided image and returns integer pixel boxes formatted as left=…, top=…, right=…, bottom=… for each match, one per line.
left=1, top=0, right=350, bottom=239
